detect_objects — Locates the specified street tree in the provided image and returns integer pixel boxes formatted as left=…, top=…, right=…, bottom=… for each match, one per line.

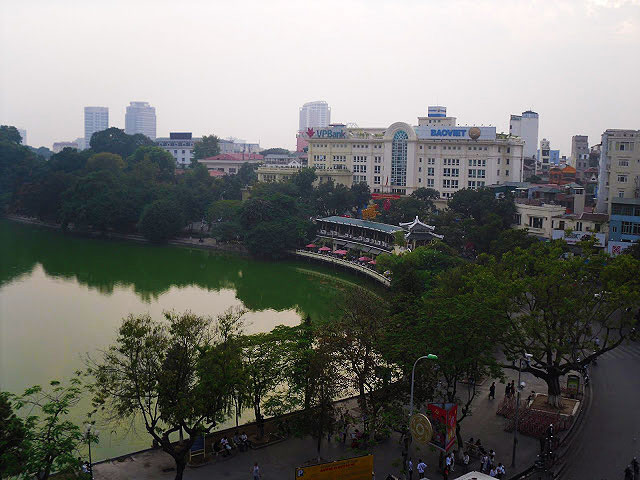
left=86, top=152, right=125, bottom=172
left=127, top=146, right=176, bottom=181
left=0, top=125, right=24, bottom=144
left=351, top=182, right=371, bottom=209
left=89, top=127, right=153, bottom=158
left=410, top=187, right=439, bottom=211
left=492, top=242, right=640, bottom=407
left=192, top=134, right=220, bottom=160
left=90, top=310, right=244, bottom=480
left=11, top=378, right=91, bottom=480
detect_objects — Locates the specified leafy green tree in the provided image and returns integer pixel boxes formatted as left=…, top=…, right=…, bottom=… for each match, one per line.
left=86, top=152, right=125, bottom=172
left=375, top=196, right=431, bottom=225
left=0, top=141, right=41, bottom=210
left=291, top=168, right=317, bottom=198
left=491, top=242, right=640, bottom=406
left=27, top=146, right=54, bottom=160
left=351, top=182, right=371, bottom=208
left=489, top=228, right=537, bottom=259
left=12, top=379, right=91, bottom=480
left=49, top=148, right=89, bottom=173
left=192, top=134, right=220, bottom=160
left=90, top=311, right=244, bottom=480
left=138, top=199, right=184, bottom=243
left=237, top=162, right=258, bottom=187
left=410, top=187, right=439, bottom=210
left=127, top=146, right=176, bottom=181
left=0, top=392, right=28, bottom=477
left=241, top=332, right=284, bottom=439
left=0, top=125, right=23, bottom=144
left=174, top=164, right=219, bottom=221
left=89, top=127, right=153, bottom=158
left=259, top=147, right=290, bottom=156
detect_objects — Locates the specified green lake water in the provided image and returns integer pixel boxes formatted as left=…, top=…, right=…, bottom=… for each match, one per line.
left=0, top=219, right=371, bottom=461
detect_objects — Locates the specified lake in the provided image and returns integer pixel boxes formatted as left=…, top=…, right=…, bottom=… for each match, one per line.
left=0, top=219, right=370, bottom=460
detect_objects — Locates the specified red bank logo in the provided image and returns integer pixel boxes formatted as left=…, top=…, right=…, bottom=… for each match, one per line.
left=307, top=128, right=315, bottom=137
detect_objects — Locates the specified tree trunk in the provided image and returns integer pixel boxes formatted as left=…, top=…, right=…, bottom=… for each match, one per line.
left=255, top=401, right=264, bottom=439
left=174, top=457, right=187, bottom=480
left=455, top=421, right=464, bottom=461
left=546, top=375, right=564, bottom=408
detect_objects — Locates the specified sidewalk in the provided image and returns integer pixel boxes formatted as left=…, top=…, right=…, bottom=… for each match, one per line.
left=94, top=370, right=551, bottom=480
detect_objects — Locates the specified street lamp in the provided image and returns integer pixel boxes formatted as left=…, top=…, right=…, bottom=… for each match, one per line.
left=84, top=423, right=99, bottom=480
left=511, top=353, right=532, bottom=468
left=409, top=354, right=438, bottom=417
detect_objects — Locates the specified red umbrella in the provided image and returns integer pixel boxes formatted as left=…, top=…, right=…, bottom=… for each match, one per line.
left=334, top=250, right=347, bottom=255
left=318, top=246, right=331, bottom=252
left=368, top=260, right=377, bottom=265
left=358, top=256, right=372, bottom=262
left=306, top=243, right=317, bottom=248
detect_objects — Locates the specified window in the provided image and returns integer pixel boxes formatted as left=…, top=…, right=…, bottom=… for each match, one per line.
left=374, top=165, right=381, bottom=174
left=420, top=145, right=423, bottom=150
left=497, top=158, right=501, bottom=164
left=497, top=170, right=500, bottom=176
left=374, top=156, right=382, bottom=163
left=427, top=167, right=434, bottom=176
left=391, top=130, right=408, bottom=186
left=332, top=155, right=346, bottom=162
left=353, top=175, right=367, bottom=183
left=575, top=221, right=583, bottom=231
left=529, top=216, right=543, bottom=229
left=354, top=165, right=367, bottom=173
left=427, top=178, right=434, bottom=187
left=442, top=179, right=459, bottom=189
left=513, top=213, right=522, bottom=225
left=619, top=159, right=629, bottom=167
left=182, top=150, right=185, bottom=154
left=428, top=158, right=435, bottom=165
left=559, top=221, right=565, bottom=229
left=419, top=157, right=423, bottom=163
left=505, top=170, right=509, bottom=176
left=374, top=176, right=381, bottom=185
left=313, top=155, right=326, bottom=161
left=418, top=178, right=422, bottom=183
left=506, top=159, right=510, bottom=165
left=618, top=175, right=628, bottom=183
left=418, top=167, right=422, bottom=172
left=468, top=180, right=476, bottom=188
left=619, top=191, right=625, bottom=198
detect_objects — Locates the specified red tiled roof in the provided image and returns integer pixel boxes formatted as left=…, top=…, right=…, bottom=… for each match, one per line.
left=208, top=170, right=226, bottom=177
left=202, top=153, right=263, bottom=162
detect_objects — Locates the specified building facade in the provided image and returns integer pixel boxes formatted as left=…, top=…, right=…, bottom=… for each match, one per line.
left=571, top=135, right=589, bottom=179
left=218, top=138, right=260, bottom=155
left=155, top=132, right=201, bottom=167
left=84, top=106, right=109, bottom=149
left=509, top=110, right=539, bottom=159
left=608, top=198, right=640, bottom=243
left=17, top=128, right=27, bottom=145
left=299, top=101, right=331, bottom=132
left=596, top=129, right=640, bottom=215
left=52, top=141, right=79, bottom=153
left=125, top=102, right=156, bottom=140
left=198, top=153, right=263, bottom=175
left=306, top=107, right=524, bottom=198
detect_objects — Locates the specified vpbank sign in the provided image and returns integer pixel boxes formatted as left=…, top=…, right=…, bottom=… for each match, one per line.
left=306, top=127, right=346, bottom=139
left=416, top=125, right=496, bottom=141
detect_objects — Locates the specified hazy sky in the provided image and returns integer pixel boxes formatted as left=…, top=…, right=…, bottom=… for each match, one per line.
left=1, top=0, right=639, bottom=154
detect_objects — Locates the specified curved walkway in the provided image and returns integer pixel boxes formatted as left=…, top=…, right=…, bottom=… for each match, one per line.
left=293, top=250, right=391, bottom=287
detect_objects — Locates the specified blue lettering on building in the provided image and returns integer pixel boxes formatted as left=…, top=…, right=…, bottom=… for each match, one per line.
left=430, top=129, right=468, bottom=137
left=316, top=129, right=346, bottom=139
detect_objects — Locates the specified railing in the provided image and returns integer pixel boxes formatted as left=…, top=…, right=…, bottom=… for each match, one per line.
left=317, top=230, right=391, bottom=251
left=294, top=250, right=391, bottom=287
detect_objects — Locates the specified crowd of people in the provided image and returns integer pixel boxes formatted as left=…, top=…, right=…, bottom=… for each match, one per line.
left=212, top=430, right=251, bottom=457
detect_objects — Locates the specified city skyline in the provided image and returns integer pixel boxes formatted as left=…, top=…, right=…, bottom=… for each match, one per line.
left=1, top=0, right=639, bottom=153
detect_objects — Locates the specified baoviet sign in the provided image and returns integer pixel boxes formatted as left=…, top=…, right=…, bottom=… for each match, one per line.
left=295, top=455, right=373, bottom=480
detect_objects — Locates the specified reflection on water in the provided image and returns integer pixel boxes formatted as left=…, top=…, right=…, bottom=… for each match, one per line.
left=0, top=219, right=371, bottom=460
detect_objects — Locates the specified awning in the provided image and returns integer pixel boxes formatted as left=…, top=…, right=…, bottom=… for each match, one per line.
left=334, top=249, right=348, bottom=255
left=305, top=243, right=317, bottom=248
left=318, top=246, right=331, bottom=251
left=358, top=256, right=372, bottom=262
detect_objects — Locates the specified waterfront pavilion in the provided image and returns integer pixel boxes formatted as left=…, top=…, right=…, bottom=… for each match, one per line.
left=316, top=216, right=403, bottom=255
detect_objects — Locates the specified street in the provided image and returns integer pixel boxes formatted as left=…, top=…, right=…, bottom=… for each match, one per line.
left=563, top=340, right=640, bottom=479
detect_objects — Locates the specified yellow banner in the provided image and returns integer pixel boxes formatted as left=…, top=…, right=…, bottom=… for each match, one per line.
left=295, top=455, right=374, bottom=480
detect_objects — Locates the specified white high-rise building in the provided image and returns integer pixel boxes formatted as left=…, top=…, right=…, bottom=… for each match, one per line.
left=299, top=101, right=330, bottom=132
left=84, top=107, right=109, bottom=149
left=509, top=110, right=539, bottom=159
left=125, top=102, right=156, bottom=140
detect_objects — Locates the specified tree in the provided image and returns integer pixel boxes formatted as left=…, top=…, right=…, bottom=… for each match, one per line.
left=351, top=182, right=371, bottom=209
left=291, top=168, right=317, bottom=198
left=0, top=125, right=23, bottom=144
left=241, top=332, right=284, bottom=439
left=138, top=199, right=184, bottom=243
left=49, top=148, right=89, bottom=173
left=321, top=288, right=398, bottom=443
left=12, top=379, right=91, bottom=480
left=90, top=311, right=244, bottom=480
left=489, top=228, right=537, bottom=259
left=492, top=242, right=640, bottom=406
left=410, top=187, right=439, bottom=211
left=0, top=392, right=28, bottom=477
left=259, top=147, right=290, bottom=157
left=192, top=134, right=220, bottom=160
left=89, top=127, right=153, bottom=158
left=86, top=152, right=125, bottom=172
left=375, top=196, right=431, bottom=225
left=127, top=146, right=176, bottom=181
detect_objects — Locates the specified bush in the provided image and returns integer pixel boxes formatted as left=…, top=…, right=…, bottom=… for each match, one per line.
left=138, top=199, right=184, bottom=243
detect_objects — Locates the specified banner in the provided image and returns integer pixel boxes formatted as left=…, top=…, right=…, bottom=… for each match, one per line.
left=295, top=455, right=373, bottom=480
left=427, top=403, right=457, bottom=453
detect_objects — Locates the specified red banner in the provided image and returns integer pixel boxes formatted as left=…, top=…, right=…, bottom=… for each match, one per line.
left=426, top=403, right=457, bottom=453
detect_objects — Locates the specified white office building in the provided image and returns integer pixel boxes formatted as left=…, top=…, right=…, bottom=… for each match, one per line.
left=84, top=106, right=109, bottom=149
left=509, top=110, right=539, bottom=159
left=307, top=106, right=524, bottom=197
left=155, top=132, right=201, bottom=167
left=299, top=101, right=331, bottom=132
left=125, top=102, right=156, bottom=140
left=218, top=138, right=260, bottom=154
left=17, top=128, right=27, bottom=145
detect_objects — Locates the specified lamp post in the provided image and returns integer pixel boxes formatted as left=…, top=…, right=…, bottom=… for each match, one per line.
left=84, top=424, right=98, bottom=480
left=409, top=354, right=438, bottom=418
left=511, top=353, right=532, bottom=469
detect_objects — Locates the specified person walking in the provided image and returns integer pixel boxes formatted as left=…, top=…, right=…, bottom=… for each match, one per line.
left=416, top=459, right=427, bottom=479
left=442, top=464, right=449, bottom=480
left=489, top=382, right=496, bottom=400
left=252, top=462, right=261, bottom=479
left=463, top=451, right=470, bottom=473
left=445, top=452, right=453, bottom=473
left=407, top=457, right=413, bottom=480
left=504, top=382, right=511, bottom=398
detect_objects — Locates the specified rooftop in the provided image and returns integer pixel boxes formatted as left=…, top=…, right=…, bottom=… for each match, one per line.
left=611, top=197, right=640, bottom=206
left=318, top=216, right=404, bottom=234
left=201, top=153, right=263, bottom=162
